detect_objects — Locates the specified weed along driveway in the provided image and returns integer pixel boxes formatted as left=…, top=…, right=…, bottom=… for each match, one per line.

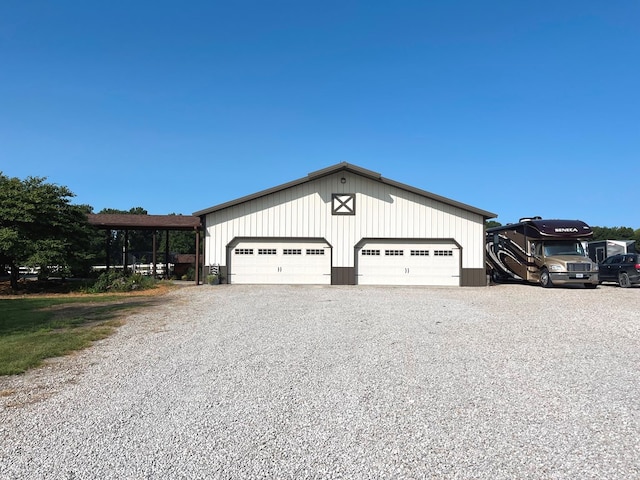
left=1, top=284, right=639, bottom=479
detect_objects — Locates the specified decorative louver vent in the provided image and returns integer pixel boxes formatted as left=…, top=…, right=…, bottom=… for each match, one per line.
left=332, top=194, right=356, bottom=215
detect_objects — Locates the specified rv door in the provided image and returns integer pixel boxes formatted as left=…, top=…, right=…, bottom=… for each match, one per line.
left=532, top=242, right=544, bottom=267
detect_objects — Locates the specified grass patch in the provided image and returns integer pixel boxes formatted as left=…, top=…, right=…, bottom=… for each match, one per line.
left=0, top=295, right=158, bottom=376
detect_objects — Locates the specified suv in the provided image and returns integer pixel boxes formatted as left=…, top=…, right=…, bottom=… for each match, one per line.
left=598, top=253, right=640, bottom=288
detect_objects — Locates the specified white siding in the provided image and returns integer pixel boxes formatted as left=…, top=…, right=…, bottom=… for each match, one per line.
left=204, top=172, right=485, bottom=272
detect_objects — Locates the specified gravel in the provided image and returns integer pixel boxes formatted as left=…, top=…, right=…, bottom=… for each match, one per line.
left=1, top=283, right=639, bottom=479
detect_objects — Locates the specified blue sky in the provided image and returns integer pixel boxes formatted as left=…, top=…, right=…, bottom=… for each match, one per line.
left=1, top=1, right=638, bottom=227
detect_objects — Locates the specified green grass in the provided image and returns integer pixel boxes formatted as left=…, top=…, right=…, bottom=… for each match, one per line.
left=0, top=295, right=152, bottom=375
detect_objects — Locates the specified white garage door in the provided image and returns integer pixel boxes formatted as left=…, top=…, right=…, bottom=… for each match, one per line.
left=357, top=240, right=460, bottom=286
left=230, top=240, right=331, bottom=284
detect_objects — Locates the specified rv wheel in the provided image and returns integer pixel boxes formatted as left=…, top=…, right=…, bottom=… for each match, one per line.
left=540, top=268, right=553, bottom=288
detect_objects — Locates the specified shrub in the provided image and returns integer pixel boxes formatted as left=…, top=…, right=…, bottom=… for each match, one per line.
left=184, top=267, right=195, bottom=281
left=88, top=271, right=156, bottom=293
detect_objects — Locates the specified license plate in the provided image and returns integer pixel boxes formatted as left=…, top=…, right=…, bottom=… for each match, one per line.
left=576, top=273, right=584, bottom=278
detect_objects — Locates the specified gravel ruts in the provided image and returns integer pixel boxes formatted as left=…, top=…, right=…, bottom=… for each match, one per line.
left=1, top=284, right=639, bottom=479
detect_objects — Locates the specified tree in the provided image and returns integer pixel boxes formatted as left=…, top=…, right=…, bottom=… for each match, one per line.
left=485, top=220, right=502, bottom=229
left=0, top=173, right=93, bottom=289
left=591, top=226, right=636, bottom=242
left=591, top=225, right=640, bottom=253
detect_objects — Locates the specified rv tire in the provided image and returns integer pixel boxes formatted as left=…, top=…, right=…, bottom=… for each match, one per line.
left=584, top=283, right=598, bottom=289
left=540, top=268, right=553, bottom=288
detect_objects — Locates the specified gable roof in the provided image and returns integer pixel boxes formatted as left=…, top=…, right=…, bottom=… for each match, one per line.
left=193, top=162, right=496, bottom=219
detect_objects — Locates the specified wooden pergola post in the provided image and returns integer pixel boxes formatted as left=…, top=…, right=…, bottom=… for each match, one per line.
left=123, top=230, right=129, bottom=274
left=165, top=230, right=170, bottom=279
left=105, top=230, right=111, bottom=271
left=152, top=230, right=157, bottom=278
left=195, top=228, right=200, bottom=285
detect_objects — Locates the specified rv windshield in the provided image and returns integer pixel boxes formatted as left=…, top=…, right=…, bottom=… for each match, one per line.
left=542, top=241, right=586, bottom=257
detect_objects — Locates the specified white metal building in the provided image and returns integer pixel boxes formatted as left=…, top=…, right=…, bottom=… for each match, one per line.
left=194, top=163, right=496, bottom=286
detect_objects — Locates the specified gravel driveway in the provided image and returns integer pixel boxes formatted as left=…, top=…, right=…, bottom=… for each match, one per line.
left=1, top=284, right=639, bottom=479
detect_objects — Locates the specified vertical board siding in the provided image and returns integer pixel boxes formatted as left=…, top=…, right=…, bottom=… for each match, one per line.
left=205, top=173, right=485, bottom=271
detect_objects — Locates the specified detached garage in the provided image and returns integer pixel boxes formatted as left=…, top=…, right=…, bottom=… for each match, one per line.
left=194, top=163, right=496, bottom=286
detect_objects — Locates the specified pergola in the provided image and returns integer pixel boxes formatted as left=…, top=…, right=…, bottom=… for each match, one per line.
left=87, top=214, right=202, bottom=285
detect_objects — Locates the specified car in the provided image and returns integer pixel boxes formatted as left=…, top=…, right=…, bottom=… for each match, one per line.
left=598, top=253, right=640, bottom=287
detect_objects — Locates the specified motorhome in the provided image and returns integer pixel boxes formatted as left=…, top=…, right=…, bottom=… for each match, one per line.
left=486, top=217, right=599, bottom=288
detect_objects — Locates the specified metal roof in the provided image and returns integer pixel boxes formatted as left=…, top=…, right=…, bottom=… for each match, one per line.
left=87, top=213, right=201, bottom=230
left=193, top=162, right=497, bottom=219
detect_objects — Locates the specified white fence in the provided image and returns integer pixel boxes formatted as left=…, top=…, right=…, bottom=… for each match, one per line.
left=91, top=264, right=174, bottom=276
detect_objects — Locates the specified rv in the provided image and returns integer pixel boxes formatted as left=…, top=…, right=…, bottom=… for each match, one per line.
left=486, top=217, right=599, bottom=288
left=588, top=240, right=636, bottom=263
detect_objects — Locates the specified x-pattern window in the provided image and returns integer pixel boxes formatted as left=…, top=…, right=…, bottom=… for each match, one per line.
left=332, top=194, right=356, bottom=215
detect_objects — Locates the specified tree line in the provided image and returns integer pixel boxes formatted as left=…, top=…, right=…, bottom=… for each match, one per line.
left=0, top=174, right=196, bottom=289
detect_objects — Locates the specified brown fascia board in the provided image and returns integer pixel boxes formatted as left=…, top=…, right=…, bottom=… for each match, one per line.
left=174, top=254, right=197, bottom=263
left=193, top=162, right=497, bottom=219
left=87, top=213, right=201, bottom=230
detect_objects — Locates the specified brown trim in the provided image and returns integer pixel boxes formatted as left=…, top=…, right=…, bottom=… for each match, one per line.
left=308, top=163, right=382, bottom=180
left=331, top=267, right=355, bottom=285
left=461, top=268, right=488, bottom=286
left=195, top=229, right=200, bottom=285
left=354, top=237, right=462, bottom=250
left=226, top=236, right=332, bottom=249
left=87, top=213, right=201, bottom=230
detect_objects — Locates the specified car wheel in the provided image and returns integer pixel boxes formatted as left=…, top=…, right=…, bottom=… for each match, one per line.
left=540, top=268, right=553, bottom=288
left=618, top=272, right=631, bottom=288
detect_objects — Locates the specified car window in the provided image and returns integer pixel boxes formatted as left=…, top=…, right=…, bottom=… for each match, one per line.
left=611, top=256, right=622, bottom=264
